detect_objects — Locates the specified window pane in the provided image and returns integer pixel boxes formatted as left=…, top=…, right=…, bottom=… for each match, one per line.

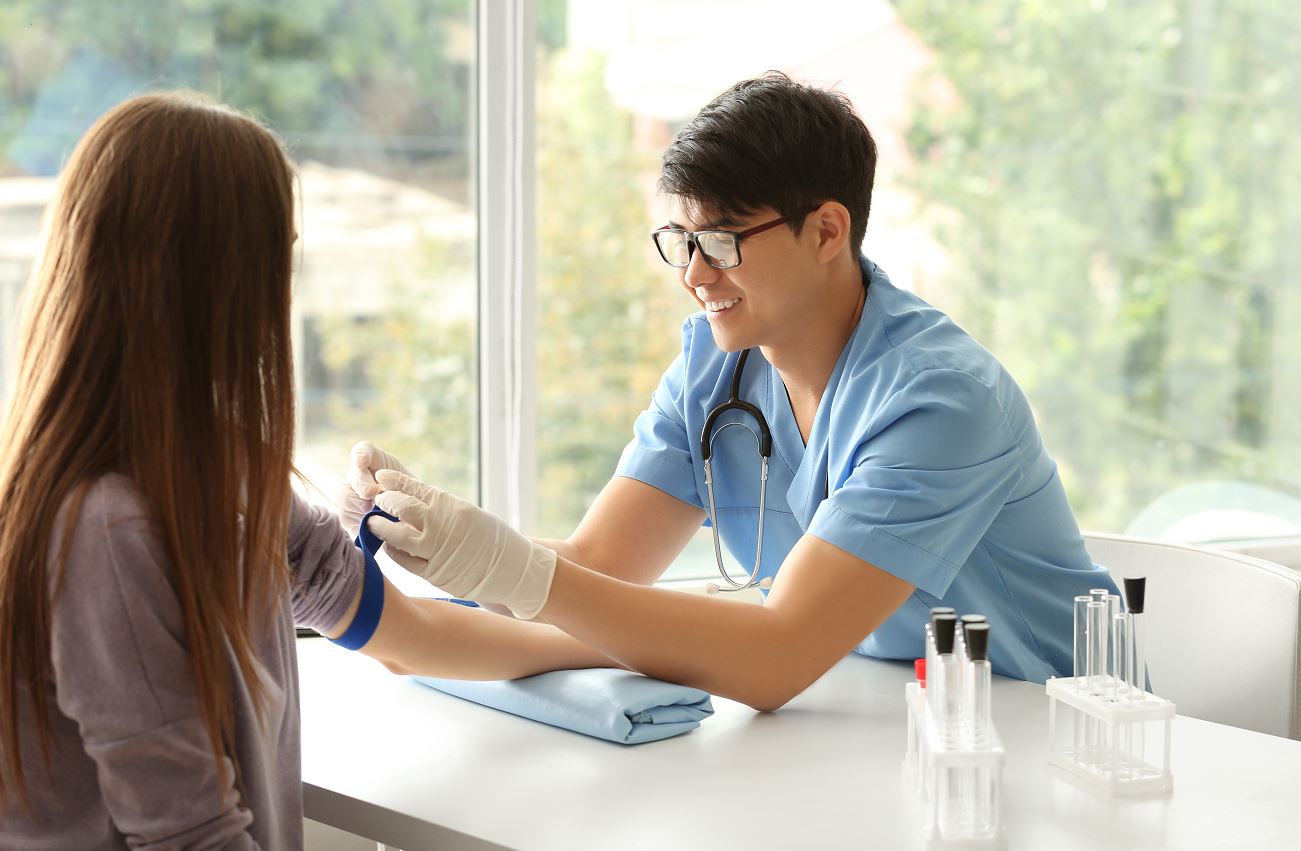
left=534, top=0, right=1301, bottom=584
left=0, top=1, right=478, bottom=503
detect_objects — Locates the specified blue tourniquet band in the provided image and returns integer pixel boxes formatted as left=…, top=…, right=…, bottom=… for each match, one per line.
left=329, top=506, right=395, bottom=651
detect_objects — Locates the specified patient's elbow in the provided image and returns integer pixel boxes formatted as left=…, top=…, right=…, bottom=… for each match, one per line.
left=379, top=656, right=411, bottom=676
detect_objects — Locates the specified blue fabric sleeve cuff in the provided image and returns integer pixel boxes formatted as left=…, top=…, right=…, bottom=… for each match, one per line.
left=614, top=445, right=704, bottom=510
left=807, top=501, right=961, bottom=599
left=329, top=507, right=393, bottom=651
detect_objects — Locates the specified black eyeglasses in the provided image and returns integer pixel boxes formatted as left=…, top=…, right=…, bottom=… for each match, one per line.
left=650, top=211, right=807, bottom=270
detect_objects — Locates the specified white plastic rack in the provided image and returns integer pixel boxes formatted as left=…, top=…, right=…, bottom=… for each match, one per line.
left=904, top=680, right=1006, bottom=849
left=1046, top=674, right=1174, bottom=796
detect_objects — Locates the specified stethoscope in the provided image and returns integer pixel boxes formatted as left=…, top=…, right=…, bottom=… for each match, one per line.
left=701, top=348, right=776, bottom=594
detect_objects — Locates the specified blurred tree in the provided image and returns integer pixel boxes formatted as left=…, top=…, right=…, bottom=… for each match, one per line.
left=533, top=47, right=682, bottom=537
left=309, top=38, right=687, bottom=531
left=0, top=0, right=471, bottom=179
left=894, top=0, right=1301, bottom=533
left=0, top=0, right=478, bottom=499
left=314, top=234, right=476, bottom=500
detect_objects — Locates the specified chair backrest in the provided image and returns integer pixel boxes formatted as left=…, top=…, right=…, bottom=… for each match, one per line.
left=1084, top=532, right=1301, bottom=739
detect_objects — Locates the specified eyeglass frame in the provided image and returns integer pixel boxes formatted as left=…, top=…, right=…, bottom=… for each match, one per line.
left=649, top=208, right=815, bottom=270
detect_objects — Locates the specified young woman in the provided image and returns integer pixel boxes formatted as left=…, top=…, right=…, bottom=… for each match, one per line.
left=0, top=91, right=605, bottom=849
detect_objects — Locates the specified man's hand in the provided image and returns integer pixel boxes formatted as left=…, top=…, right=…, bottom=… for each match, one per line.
left=369, top=469, right=557, bottom=620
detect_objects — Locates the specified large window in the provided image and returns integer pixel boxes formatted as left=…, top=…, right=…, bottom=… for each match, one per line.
left=4, top=2, right=1298, bottom=588
left=0, top=0, right=477, bottom=503
left=532, top=0, right=1301, bottom=581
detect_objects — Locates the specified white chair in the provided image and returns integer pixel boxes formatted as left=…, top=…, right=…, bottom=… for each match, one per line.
left=1082, top=532, right=1301, bottom=739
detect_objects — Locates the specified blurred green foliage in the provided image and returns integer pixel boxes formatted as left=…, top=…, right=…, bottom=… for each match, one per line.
left=533, top=48, right=681, bottom=536
left=0, top=0, right=472, bottom=176
left=894, top=0, right=1301, bottom=533
left=5, top=0, right=1299, bottom=539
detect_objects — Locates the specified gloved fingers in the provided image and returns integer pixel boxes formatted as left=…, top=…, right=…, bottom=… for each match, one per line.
left=347, top=441, right=384, bottom=499
left=333, top=480, right=372, bottom=536
left=382, top=544, right=428, bottom=574
left=374, top=445, right=413, bottom=477
left=375, top=468, right=439, bottom=504
left=365, top=513, right=425, bottom=556
left=375, top=489, right=431, bottom=533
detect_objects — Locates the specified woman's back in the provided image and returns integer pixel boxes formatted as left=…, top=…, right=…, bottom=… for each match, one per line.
left=0, top=91, right=325, bottom=845
left=1, top=474, right=361, bottom=848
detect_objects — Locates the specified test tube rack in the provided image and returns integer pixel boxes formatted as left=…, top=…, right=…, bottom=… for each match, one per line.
left=904, top=681, right=1006, bottom=849
left=1046, top=675, right=1174, bottom=796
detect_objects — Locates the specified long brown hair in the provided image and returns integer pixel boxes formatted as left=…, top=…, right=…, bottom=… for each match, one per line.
left=0, top=91, right=297, bottom=805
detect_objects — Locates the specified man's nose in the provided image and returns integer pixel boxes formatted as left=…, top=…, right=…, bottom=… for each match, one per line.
left=683, top=241, right=719, bottom=288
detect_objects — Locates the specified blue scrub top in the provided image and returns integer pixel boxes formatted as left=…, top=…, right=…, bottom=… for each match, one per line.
left=615, top=257, right=1120, bottom=683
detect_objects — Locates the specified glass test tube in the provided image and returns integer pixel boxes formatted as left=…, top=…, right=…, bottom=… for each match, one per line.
left=1111, top=613, right=1131, bottom=700
left=926, top=607, right=953, bottom=694
left=1122, top=576, right=1149, bottom=773
left=1089, top=589, right=1110, bottom=686
left=958, top=614, right=985, bottom=664
left=1122, top=577, right=1148, bottom=699
left=964, top=624, right=992, bottom=745
left=1086, top=600, right=1107, bottom=695
left=1086, top=600, right=1108, bottom=763
left=1072, top=596, right=1090, bottom=689
left=924, top=623, right=935, bottom=690
left=932, top=614, right=960, bottom=745
left=964, top=623, right=993, bottom=836
left=1132, top=612, right=1146, bottom=697
left=1072, top=595, right=1091, bottom=757
left=1112, top=612, right=1133, bottom=779
left=1106, top=595, right=1121, bottom=695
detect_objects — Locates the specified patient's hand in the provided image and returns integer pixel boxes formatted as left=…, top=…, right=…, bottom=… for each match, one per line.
left=335, top=441, right=412, bottom=536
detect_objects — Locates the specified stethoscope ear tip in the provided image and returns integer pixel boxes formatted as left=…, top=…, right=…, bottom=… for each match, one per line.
left=705, top=582, right=721, bottom=595
left=758, top=577, right=774, bottom=589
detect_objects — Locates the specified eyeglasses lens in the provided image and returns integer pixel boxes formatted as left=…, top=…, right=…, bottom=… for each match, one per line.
left=696, top=233, right=739, bottom=269
left=656, top=231, right=692, bottom=267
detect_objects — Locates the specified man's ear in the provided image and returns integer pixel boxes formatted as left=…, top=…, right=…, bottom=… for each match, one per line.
left=810, top=201, right=852, bottom=264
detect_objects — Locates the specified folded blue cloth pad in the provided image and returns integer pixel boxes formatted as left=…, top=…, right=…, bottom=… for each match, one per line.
left=415, top=601, right=712, bottom=745
left=353, top=506, right=714, bottom=744
left=414, top=664, right=714, bottom=745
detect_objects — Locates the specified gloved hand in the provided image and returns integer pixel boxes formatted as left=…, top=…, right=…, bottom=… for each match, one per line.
left=335, top=442, right=413, bottom=536
left=369, top=469, right=557, bottom=620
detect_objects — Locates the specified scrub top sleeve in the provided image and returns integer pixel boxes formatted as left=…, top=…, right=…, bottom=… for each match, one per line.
left=808, top=369, right=1025, bottom=598
left=613, top=322, right=704, bottom=510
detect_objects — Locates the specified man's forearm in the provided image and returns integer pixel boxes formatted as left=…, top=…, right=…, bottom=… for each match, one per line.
left=540, top=558, right=810, bottom=711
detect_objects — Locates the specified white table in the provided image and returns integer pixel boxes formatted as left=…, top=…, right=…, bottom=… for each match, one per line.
left=298, top=639, right=1301, bottom=850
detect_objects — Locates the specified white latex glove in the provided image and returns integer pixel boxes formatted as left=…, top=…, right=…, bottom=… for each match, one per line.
left=368, top=469, right=557, bottom=620
left=334, top=441, right=413, bottom=536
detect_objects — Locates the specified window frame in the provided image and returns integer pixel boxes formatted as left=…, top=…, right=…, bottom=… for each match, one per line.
left=477, top=0, right=538, bottom=532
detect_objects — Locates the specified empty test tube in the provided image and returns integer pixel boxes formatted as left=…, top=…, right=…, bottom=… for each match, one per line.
left=1087, top=600, right=1107, bottom=696
left=1072, top=595, right=1091, bottom=756
left=1111, top=612, right=1131, bottom=699
left=1105, top=595, right=1122, bottom=696
left=1072, top=596, right=1090, bottom=690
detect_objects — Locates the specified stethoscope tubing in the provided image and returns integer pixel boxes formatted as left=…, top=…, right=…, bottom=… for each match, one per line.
left=701, top=348, right=773, bottom=593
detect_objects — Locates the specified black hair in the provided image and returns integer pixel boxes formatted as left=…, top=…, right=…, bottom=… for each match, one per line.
left=659, top=72, right=878, bottom=256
